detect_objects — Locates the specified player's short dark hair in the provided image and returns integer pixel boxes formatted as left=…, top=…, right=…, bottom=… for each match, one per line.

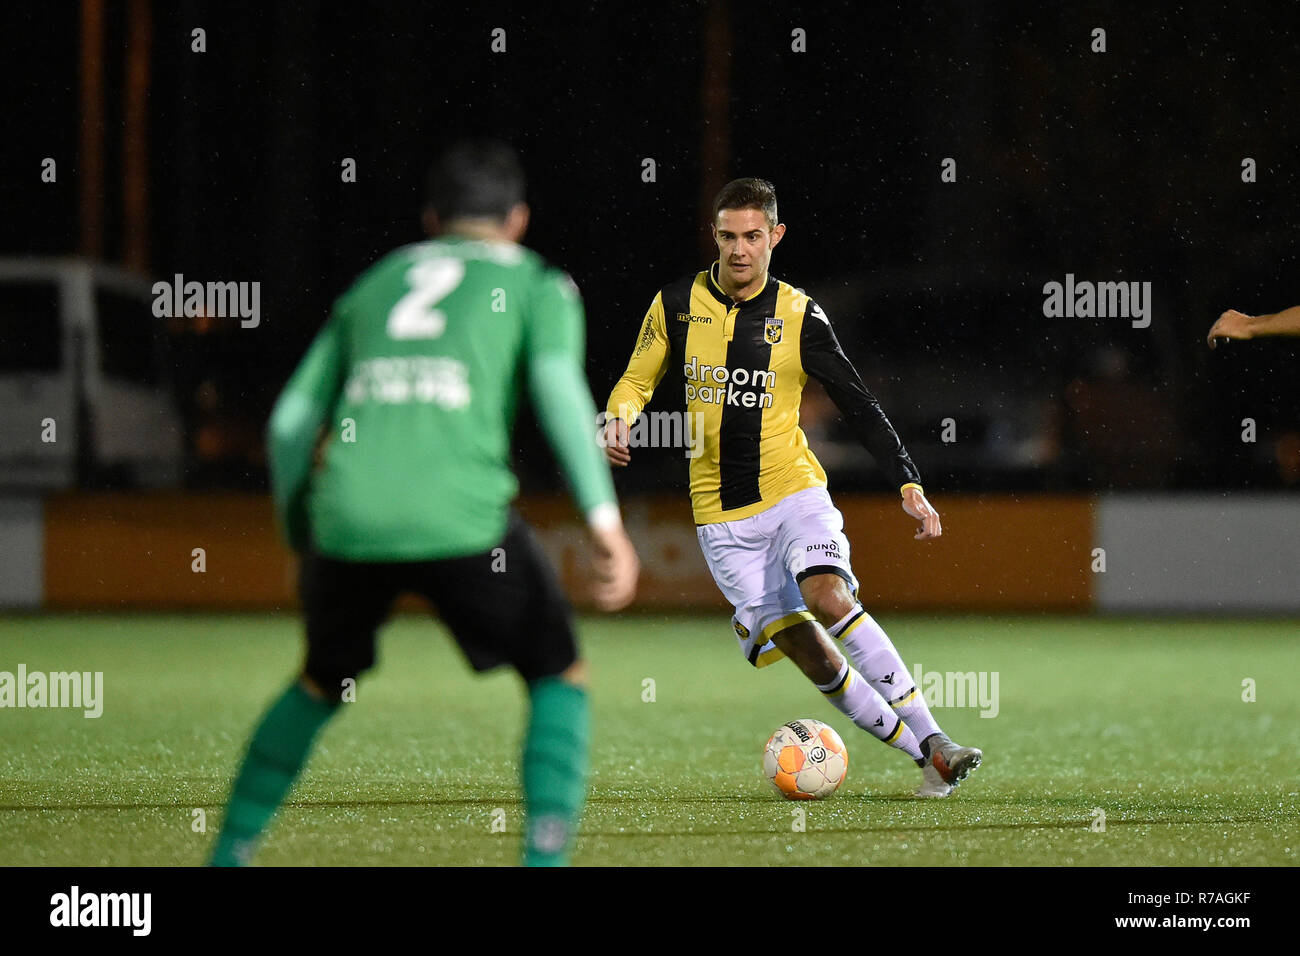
left=712, top=178, right=779, bottom=228
left=425, top=139, right=526, bottom=222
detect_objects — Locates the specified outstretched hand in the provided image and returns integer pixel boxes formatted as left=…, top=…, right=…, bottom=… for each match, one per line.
left=1207, top=309, right=1253, bottom=349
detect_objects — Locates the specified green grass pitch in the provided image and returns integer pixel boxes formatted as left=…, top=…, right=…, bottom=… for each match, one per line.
left=1, top=613, right=1297, bottom=866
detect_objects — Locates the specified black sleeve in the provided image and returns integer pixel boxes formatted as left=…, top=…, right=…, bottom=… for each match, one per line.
left=799, top=298, right=922, bottom=489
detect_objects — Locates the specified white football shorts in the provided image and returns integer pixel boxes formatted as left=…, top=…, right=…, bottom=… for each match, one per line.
left=695, top=487, right=859, bottom=667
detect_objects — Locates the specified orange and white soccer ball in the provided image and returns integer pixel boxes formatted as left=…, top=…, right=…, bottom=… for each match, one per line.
left=763, top=719, right=848, bottom=799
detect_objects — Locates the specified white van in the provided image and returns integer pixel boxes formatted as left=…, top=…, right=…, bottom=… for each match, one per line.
left=0, top=258, right=183, bottom=489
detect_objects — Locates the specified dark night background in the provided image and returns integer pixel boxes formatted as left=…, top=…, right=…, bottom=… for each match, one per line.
left=3, top=1, right=1298, bottom=497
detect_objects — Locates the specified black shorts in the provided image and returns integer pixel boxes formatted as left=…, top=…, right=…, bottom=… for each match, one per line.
left=299, top=513, right=578, bottom=688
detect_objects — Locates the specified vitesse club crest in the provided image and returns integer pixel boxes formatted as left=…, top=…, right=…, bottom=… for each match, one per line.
left=733, top=620, right=750, bottom=640
left=763, top=316, right=784, bottom=344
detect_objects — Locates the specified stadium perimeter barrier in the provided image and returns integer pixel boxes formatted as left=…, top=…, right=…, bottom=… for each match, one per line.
left=1, top=492, right=1297, bottom=613
left=5, top=494, right=1294, bottom=613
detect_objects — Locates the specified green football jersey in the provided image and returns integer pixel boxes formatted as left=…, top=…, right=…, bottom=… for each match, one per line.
left=267, top=235, right=615, bottom=560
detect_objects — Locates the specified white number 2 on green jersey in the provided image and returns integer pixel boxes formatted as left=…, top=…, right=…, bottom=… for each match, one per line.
left=387, top=258, right=466, bottom=339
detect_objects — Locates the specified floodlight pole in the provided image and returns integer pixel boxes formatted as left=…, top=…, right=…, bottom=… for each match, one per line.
left=79, top=0, right=105, bottom=261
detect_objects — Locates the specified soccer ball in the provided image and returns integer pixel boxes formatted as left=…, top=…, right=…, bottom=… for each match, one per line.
left=763, top=719, right=848, bottom=800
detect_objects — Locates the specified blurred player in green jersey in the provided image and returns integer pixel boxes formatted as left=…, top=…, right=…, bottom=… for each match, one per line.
left=209, top=141, right=638, bottom=867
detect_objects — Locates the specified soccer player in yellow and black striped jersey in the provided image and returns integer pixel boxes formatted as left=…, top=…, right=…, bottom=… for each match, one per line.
left=605, top=178, right=982, bottom=797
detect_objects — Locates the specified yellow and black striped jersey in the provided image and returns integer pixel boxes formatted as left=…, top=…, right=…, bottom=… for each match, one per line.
left=607, top=262, right=921, bottom=524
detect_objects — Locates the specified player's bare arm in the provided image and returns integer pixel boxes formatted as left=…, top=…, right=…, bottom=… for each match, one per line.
left=1207, top=304, right=1300, bottom=347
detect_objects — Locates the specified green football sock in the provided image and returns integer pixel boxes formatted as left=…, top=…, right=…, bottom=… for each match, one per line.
left=208, top=681, right=338, bottom=866
left=521, top=677, right=589, bottom=867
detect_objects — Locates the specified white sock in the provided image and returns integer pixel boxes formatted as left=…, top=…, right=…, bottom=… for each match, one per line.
left=829, top=606, right=943, bottom=745
left=815, top=660, right=923, bottom=763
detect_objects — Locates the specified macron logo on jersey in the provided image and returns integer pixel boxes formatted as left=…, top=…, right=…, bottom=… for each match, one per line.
left=682, top=356, right=776, bottom=409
